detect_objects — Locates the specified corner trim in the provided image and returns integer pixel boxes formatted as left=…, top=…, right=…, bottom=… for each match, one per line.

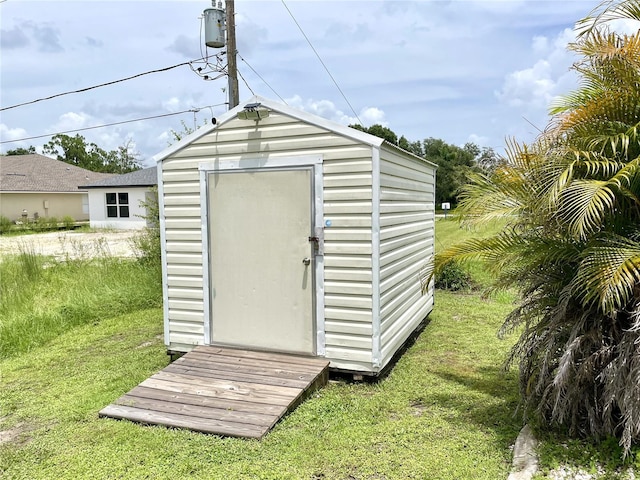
left=371, top=146, right=382, bottom=368
left=157, top=163, right=170, bottom=346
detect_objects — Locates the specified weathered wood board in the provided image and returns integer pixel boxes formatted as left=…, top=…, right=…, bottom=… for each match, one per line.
left=99, top=345, right=330, bottom=438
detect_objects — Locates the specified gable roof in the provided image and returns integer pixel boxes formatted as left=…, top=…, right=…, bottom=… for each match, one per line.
left=0, top=154, right=116, bottom=193
left=80, top=166, right=157, bottom=189
left=152, top=95, right=435, bottom=167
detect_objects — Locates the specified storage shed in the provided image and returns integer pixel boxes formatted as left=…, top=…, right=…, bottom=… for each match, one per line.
left=154, top=96, right=436, bottom=375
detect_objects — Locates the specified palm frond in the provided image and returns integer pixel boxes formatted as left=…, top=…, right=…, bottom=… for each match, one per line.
left=438, top=1, right=640, bottom=452
left=558, top=179, right=617, bottom=238
left=572, top=234, right=640, bottom=314
left=575, top=0, right=640, bottom=39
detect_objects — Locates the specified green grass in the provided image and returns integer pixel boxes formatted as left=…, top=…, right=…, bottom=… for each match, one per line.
left=1, top=221, right=637, bottom=478
left=0, top=249, right=161, bottom=359
left=436, top=218, right=640, bottom=476
left=0, top=291, right=521, bottom=479
left=435, top=217, right=509, bottom=292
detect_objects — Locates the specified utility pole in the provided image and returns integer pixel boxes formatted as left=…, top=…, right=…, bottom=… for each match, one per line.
left=226, top=0, right=239, bottom=109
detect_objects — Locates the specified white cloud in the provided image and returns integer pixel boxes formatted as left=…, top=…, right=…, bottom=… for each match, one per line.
left=532, top=35, right=549, bottom=54
left=496, top=28, right=578, bottom=110
left=235, top=13, right=268, bottom=56
left=156, top=130, right=170, bottom=144
left=497, top=59, right=555, bottom=108
left=21, top=20, right=64, bottom=53
left=467, top=133, right=490, bottom=147
left=48, top=112, right=92, bottom=133
left=285, top=95, right=387, bottom=127
left=359, top=107, right=387, bottom=127
left=162, top=97, right=181, bottom=112
left=0, top=123, right=28, bottom=141
left=613, top=18, right=640, bottom=34
left=166, top=34, right=201, bottom=59
left=96, top=131, right=126, bottom=152
left=161, top=94, right=209, bottom=114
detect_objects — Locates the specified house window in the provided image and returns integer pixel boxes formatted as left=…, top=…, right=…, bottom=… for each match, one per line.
left=106, top=192, right=129, bottom=218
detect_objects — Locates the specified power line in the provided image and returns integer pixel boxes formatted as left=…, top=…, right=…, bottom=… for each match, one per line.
left=0, top=57, right=218, bottom=112
left=237, top=52, right=287, bottom=104
left=237, top=69, right=256, bottom=97
left=0, top=104, right=226, bottom=145
left=280, top=0, right=362, bottom=125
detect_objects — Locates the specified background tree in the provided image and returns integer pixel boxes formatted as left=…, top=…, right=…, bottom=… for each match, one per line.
left=4, top=146, right=36, bottom=155
left=349, top=124, right=492, bottom=207
left=431, top=0, right=640, bottom=454
left=423, top=138, right=481, bottom=206
left=398, top=135, right=424, bottom=157
left=43, top=134, right=141, bottom=173
left=349, top=123, right=399, bottom=145
left=474, top=146, right=502, bottom=175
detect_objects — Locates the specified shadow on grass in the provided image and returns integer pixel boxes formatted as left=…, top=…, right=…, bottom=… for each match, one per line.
left=425, top=365, right=522, bottom=443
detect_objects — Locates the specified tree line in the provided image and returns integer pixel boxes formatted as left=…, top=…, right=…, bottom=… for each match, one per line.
left=350, top=123, right=499, bottom=206
left=4, top=134, right=141, bottom=174
left=6, top=126, right=494, bottom=206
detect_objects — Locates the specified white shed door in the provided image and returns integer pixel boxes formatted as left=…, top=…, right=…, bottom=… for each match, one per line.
left=208, top=168, right=314, bottom=355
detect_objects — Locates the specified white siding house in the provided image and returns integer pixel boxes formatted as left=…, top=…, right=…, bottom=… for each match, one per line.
left=81, top=167, right=157, bottom=230
left=153, top=96, right=436, bottom=375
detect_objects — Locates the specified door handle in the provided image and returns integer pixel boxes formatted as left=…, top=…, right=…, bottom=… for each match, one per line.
left=302, top=258, right=311, bottom=266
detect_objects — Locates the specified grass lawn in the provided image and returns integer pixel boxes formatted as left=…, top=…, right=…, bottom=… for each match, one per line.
left=0, top=255, right=522, bottom=479
left=1, top=221, right=637, bottom=478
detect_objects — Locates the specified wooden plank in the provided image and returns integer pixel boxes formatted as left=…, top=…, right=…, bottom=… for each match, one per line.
left=164, top=363, right=314, bottom=389
left=153, top=368, right=308, bottom=397
left=178, top=353, right=327, bottom=376
left=100, top=346, right=330, bottom=438
left=99, top=404, right=267, bottom=439
left=182, top=351, right=328, bottom=374
left=194, top=345, right=329, bottom=367
left=127, top=386, right=287, bottom=416
left=140, top=376, right=295, bottom=407
left=114, top=393, right=278, bottom=428
left=151, top=370, right=301, bottom=399
left=174, top=355, right=323, bottom=381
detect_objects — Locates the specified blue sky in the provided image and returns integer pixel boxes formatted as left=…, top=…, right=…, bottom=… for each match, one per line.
left=0, top=1, right=608, bottom=164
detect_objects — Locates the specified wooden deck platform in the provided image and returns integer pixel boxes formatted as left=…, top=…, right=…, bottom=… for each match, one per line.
left=99, top=345, right=330, bottom=439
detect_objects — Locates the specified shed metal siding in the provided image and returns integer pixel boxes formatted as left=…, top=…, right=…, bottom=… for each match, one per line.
left=378, top=146, right=435, bottom=368
left=161, top=112, right=375, bottom=370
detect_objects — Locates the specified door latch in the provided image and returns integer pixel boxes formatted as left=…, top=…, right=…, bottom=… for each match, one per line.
left=308, top=227, right=324, bottom=255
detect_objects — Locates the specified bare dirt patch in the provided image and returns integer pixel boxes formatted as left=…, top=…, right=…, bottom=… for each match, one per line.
left=0, top=421, right=35, bottom=446
left=0, top=230, right=140, bottom=260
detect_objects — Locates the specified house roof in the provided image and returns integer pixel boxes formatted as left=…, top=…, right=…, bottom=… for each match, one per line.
left=0, top=154, right=116, bottom=193
left=80, top=166, right=157, bottom=189
left=152, top=95, right=437, bottom=168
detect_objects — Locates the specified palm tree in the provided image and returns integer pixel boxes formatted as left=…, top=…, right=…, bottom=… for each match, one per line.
left=430, top=0, right=640, bottom=454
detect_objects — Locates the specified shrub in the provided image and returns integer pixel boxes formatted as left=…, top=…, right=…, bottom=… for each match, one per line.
left=46, top=216, right=59, bottom=230
left=33, top=216, right=48, bottom=232
left=131, top=187, right=162, bottom=279
left=434, top=260, right=473, bottom=291
left=62, top=216, right=75, bottom=229
left=0, top=215, right=13, bottom=234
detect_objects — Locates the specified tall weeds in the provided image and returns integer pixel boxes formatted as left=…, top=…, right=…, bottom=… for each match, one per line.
left=0, top=251, right=162, bottom=359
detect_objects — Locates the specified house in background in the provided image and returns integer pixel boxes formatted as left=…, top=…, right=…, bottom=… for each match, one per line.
left=80, top=166, right=157, bottom=230
left=0, top=154, right=114, bottom=222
